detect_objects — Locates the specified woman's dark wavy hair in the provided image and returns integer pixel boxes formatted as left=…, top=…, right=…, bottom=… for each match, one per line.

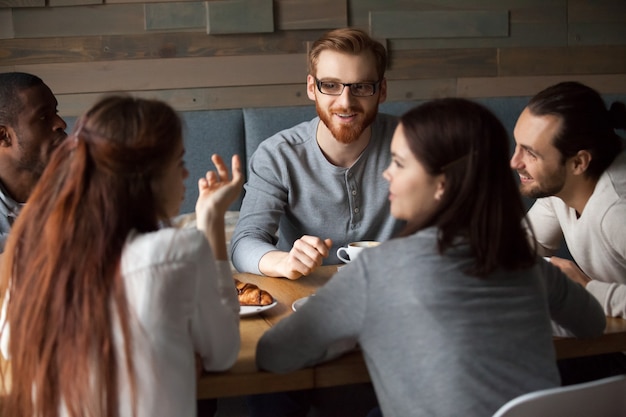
left=400, top=98, right=536, bottom=276
left=0, top=95, right=182, bottom=417
left=527, top=81, right=625, bottom=179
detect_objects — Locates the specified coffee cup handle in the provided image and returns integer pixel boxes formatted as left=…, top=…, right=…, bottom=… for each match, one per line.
left=336, top=247, right=350, bottom=263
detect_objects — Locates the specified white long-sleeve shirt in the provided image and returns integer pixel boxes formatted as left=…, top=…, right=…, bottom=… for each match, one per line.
left=1, top=227, right=240, bottom=417
left=527, top=151, right=626, bottom=317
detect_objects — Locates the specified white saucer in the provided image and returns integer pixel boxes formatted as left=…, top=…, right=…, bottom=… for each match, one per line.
left=292, top=295, right=314, bottom=312
left=240, top=301, right=278, bottom=317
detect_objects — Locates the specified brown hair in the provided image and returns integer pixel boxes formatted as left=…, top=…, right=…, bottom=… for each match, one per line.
left=527, top=81, right=625, bottom=179
left=400, top=98, right=536, bottom=276
left=0, top=95, right=182, bottom=417
left=308, top=28, right=387, bottom=80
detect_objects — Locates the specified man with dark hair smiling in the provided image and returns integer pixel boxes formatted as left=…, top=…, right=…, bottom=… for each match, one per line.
left=0, top=72, right=67, bottom=251
left=511, top=81, right=626, bottom=384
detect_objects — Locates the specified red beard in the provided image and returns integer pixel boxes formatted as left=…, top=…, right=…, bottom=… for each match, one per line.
left=316, top=102, right=378, bottom=144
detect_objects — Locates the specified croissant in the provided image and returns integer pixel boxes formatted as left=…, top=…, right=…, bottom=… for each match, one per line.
left=234, top=279, right=274, bottom=306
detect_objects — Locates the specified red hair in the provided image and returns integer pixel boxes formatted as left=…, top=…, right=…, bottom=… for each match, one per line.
left=0, top=95, right=182, bottom=417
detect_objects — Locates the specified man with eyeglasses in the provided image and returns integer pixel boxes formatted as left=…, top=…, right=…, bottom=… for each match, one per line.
left=0, top=72, right=67, bottom=252
left=231, top=28, right=402, bottom=279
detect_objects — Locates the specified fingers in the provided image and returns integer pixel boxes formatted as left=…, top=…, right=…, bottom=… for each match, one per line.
left=211, top=154, right=229, bottom=181
left=283, top=236, right=331, bottom=277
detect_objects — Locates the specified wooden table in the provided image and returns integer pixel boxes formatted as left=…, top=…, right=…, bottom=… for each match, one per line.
left=196, top=265, right=626, bottom=399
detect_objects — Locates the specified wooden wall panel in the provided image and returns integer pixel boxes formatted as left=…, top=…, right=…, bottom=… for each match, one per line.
left=385, top=79, right=456, bottom=101
left=0, top=30, right=324, bottom=65
left=275, top=0, right=347, bottom=30
left=145, top=2, right=206, bottom=30
left=11, top=5, right=146, bottom=38
left=55, top=83, right=313, bottom=116
left=0, top=0, right=624, bottom=112
left=3, top=54, right=307, bottom=94
left=0, top=9, right=13, bottom=39
left=458, top=74, right=626, bottom=98
left=49, top=0, right=101, bottom=7
left=370, top=10, right=509, bottom=39
left=569, top=23, right=626, bottom=46
left=387, top=49, right=497, bottom=79
left=355, top=0, right=567, bottom=48
left=0, top=0, right=43, bottom=7
left=206, top=0, right=273, bottom=34
left=499, top=46, right=626, bottom=76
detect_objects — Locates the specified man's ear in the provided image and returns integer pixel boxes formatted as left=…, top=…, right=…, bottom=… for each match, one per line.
left=0, top=125, right=13, bottom=147
left=571, top=150, right=592, bottom=176
left=306, top=74, right=317, bottom=102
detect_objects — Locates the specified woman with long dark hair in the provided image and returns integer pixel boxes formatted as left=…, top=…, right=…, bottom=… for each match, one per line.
left=0, top=95, right=243, bottom=417
left=256, top=98, right=605, bottom=417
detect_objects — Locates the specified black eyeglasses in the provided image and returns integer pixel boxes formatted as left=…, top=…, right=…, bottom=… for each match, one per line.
left=314, top=78, right=380, bottom=97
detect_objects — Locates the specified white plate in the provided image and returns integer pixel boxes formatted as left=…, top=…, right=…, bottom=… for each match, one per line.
left=292, top=296, right=313, bottom=312
left=239, top=301, right=278, bottom=317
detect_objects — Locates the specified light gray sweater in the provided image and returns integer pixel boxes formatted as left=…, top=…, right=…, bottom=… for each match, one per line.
left=230, top=114, right=402, bottom=274
left=256, top=227, right=606, bottom=417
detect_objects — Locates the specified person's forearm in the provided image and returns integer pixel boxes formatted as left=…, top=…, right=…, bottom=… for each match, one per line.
left=258, top=250, right=292, bottom=278
left=198, top=214, right=228, bottom=261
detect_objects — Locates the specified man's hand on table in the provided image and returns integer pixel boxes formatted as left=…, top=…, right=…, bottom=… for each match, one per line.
left=549, top=256, right=592, bottom=287
left=259, top=236, right=333, bottom=279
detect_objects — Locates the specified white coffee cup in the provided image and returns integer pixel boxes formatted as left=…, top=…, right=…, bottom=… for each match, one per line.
left=336, top=241, right=380, bottom=263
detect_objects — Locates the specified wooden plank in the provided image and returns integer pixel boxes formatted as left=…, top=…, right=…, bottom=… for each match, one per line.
left=569, top=23, right=626, bottom=46
left=352, top=0, right=567, bottom=48
left=568, top=0, right=626, bottom=23
left=0, top=0, right=43, bottom=6
left=49, top=0, right=101, bottom=6
left=275, top=0, right=347, bottom=30
left=370, top=10, right=509, bottom=39
left=11, top=4, right=146, bottom=38
left=0, top=9, right=13, bottom=40
left=385, top=78, right=456, bottom=101
left=457, top=74, right=626, bottom=98
left=206, top=0, right=274, bottom=34
left=52, top=84, right=313, bottom=116
left=2, top=54, right=307, bottom=94
left=386, top=48, right=497, bottom=80
left=0, top=30, right=324, bottom=66
left=145, top=2, right=206, bottom=31
left=499, top=46, right=626, bottom=76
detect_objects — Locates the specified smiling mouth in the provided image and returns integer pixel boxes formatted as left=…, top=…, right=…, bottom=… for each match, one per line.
left=518, top=172, right=533, bottom=183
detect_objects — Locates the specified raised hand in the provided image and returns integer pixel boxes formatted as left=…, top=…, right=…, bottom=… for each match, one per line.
left=196, top=154, right=244, bottom=260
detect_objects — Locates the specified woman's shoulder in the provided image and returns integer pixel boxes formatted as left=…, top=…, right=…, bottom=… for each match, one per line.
left=122, top=227, right=209, bottom=271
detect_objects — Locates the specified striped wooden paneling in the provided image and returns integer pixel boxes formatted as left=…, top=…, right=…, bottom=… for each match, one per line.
left=54, top=83, right=313, bottom=116
left=0, top=30, right=324, bottom=66
left=275, top=0, right=347, bottom=30
left=206, top=0, right=274, bottom=34
left=387, top=48, right=497, bottom=80
left=385, top=79, right=456, bottom=101
left=568, top=23, right=626, bottom=46
left=1, top=54, right=307, bottom=94
left=499, top=46, right=626, bottom=76
left=49, top=0, right=101, bottom=6
left=0, top=0, right=43, bottom=7
left=370, top=10, right=509, bottom=39
left=355, top=0, right=567, bottom=49
left=457, top=74, right=626, bottom=98
left=11, top=4, right=146, bottom=38
left=145, top=2, right=206, bottom=31
left=0, top=9, right=13, bottom=39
